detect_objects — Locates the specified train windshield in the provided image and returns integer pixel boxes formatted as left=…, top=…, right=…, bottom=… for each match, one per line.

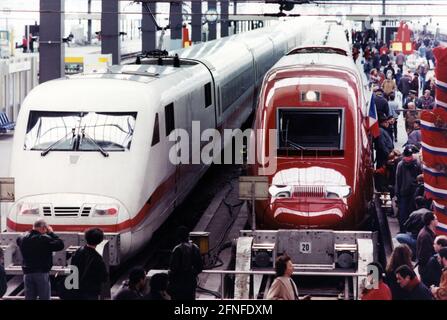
left=24, top=111, right=137, bottom=152
left=278, top=108, right=343, bottom=150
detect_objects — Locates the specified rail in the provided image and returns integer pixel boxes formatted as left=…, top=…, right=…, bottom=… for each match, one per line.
left=121, top=51, right=141, bottom=63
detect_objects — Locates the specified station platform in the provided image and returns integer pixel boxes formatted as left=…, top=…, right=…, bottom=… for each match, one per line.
left=65, top=38, right=142, bottom=58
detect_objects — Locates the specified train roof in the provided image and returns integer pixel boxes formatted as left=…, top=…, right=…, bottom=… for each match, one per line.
left=270, top=22, right=362, bottom=79
left=269, top=51, right=364, bottom=88
left=67, top=63, right=199, bottom=84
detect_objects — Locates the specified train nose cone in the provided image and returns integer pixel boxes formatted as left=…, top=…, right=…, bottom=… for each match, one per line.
left=267, top=167, right=351, bottom=229
left=270, top=198, right=347, bottom=229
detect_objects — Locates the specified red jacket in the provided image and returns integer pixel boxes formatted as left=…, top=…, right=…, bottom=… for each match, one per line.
left=361, top=281, right=392, bottom=300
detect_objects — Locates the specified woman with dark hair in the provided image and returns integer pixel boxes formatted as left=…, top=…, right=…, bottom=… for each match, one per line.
left=266, top=254, right=300, bottom=300
left=385, top=244, right=414, bottom=299
left=361, top=262, right=392, bottom=300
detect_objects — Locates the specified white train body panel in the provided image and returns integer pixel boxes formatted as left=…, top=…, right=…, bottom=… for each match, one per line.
left=7, top=18, right=318, bottom=263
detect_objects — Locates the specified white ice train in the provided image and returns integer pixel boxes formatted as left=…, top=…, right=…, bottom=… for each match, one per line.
left=6, top=18, right=315, bottom=265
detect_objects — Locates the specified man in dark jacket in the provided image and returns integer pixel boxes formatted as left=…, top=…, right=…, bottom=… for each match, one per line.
left=395, top=145, right=422, bottom=232
left=70, top=228, right=108, bottom=300
left=395, top=265, right=433, bottom=300
left=410, top=73, right=420, bottom=94
left=399, top=73, right=412, bottom=106
left=422, top=236, right=447, bottom=287
left=395, top=196, right=430, bottom=258
left=375, top=114, right=394, bottom=168
left=168, top=226, right=203, bottom=300
left=417, top=211, right=438, bottom=276
left=374, top=89, right=390, bottom=117
left=17, top=219, right=64, bottom=300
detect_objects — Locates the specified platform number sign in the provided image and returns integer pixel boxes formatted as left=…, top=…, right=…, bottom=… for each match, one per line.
left=300, top=242, right=311, bottom=254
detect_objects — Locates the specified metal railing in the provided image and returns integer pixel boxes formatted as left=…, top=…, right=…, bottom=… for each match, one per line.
left=201, top=269, right=368, bottom=300
left=0, top=54, right=39, bottom=122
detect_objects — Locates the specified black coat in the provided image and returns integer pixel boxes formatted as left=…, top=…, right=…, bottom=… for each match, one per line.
left=410, top=77, right=419, bottom=93
left=402, top=279, right=434, bottom=300
left=374, top=95, right=390, bottom=117
left=168, top=241, right=203, bottom=300
left=395, top=158, right=421, bottom=198
left=375, top=127, right=394, bottom=168
left=385, top=271, right=407, bottom=300
left=404, top=208, right=430, bottom=238
left=71, top=246, right=108, bottom=297
left=17, top=230, right=64, bottom=274
left=417, top=227, right=436, bottom=274
left=398, top=76, right=412, bottom=96
left=421, top=255, right=443, bottom=287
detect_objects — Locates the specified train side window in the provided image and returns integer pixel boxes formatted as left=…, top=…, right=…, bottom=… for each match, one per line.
left=204, top=82, right=212, bottom=108
left=151, top=113, right=160, bottom=146
left=165, top=103, right=175, bottom=136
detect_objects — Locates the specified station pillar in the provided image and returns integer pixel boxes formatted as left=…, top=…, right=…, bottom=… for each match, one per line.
left=39, top=0, right=65, bottom=84
left=169, top=1, right=183, bottom=50
left=191, top=0, right=202, bottom=43
left=142, top=2, right=157, bottom=52
left=208, top=1, right=217, bottom=40
left=101, top=0, right=121, bottom=65
left=221, top=0, right=229, bottom=38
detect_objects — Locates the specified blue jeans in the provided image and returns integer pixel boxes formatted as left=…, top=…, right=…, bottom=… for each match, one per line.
left=24, top=273, right=51, bottom=300
left=397, top=196, right=412, bottom=233
left=395, top=233, right=417, bottom=258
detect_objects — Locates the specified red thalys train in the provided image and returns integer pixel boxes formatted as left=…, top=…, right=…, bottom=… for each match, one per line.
left=250, top=23, right=374, bottom=230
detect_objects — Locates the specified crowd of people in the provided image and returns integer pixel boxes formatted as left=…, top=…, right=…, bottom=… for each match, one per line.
left=357, top=30, right=447, bottom=300
left=0, top=220, right=203, bottom=300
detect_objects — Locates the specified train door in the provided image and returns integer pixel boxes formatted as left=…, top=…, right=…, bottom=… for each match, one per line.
left=161, top=100, right=179, bottom=210
left=172, top=94, right=192, bottom=206
left=216, top=83, right=223, bottom=128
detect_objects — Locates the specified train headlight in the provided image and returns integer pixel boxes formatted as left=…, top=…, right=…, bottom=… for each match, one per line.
left=93, top=205, right=118, bottom=216
left=20, top=203, right=40, bottom=215
left=301, top=91, right=320, bottom=102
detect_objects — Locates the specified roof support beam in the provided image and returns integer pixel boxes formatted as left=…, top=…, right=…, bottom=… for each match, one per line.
left=101, top=0, right=121, bottom=65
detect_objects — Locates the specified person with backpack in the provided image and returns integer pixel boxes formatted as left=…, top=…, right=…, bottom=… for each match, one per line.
left=168, top=226, right=203, bottom=300
left=395, top=145, right=422, bottom=233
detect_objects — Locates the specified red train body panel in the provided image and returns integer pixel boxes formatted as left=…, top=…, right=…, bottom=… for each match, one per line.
left=250, top=25, right=374, bottom=231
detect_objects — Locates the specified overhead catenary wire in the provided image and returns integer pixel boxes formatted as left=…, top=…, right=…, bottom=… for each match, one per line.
left=4, top=10, right=447, bottom=18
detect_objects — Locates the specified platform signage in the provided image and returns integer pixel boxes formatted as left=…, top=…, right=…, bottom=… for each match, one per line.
left=299, top=242, right=312, bottom=254
left=239, top=176, right=269, bottom=200
left=0, top=177, right=14, bottom=202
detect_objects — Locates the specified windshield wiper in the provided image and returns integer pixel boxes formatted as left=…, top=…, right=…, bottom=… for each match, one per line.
left=283, top=119, right=306, bottom=151
left=41, top=128, right=76, bottom=157
left=80, top=128, right=109, bottom=158
left=287, top=140, right=307, bottom=151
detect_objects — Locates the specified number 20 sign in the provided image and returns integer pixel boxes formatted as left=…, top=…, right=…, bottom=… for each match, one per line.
left=299, top=242, right=311, bottom=254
